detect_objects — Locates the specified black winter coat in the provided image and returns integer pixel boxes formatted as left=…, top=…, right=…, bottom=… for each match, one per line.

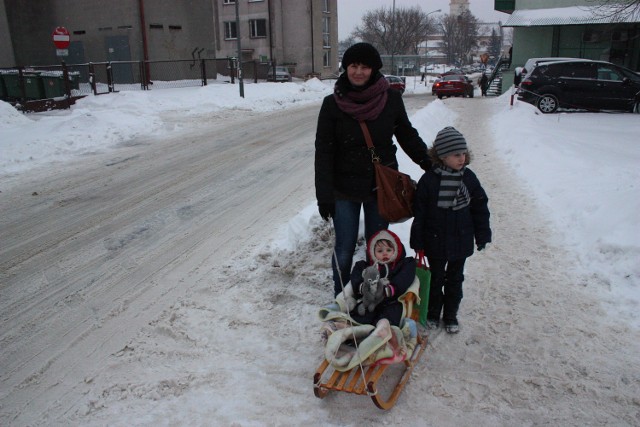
left=410, top=168, right=492, bottom=260
left=314, top=89, right=430, bottom=203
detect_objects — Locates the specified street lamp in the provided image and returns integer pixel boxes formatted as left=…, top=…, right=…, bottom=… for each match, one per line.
left=424, top=9, right=441, bottom=78
left=391, top=0, right=396, bottom=74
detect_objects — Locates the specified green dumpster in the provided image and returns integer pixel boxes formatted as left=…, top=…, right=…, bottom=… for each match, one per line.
left=0, top=74, right=7, bottom=99
left=3, top=72, right=45, bottom=100
left=41, top=71, right=79, bottom=98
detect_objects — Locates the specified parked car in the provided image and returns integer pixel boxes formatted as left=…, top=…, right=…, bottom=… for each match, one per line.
left=517, top=59, right=640, bottom=113
left=517, top=57, right=584, bottom=83
left=440, top=68, right=464, bottom=76
left=431, top=76, right=441, bottom=95
left=432, top=75, right=474, bottom=99
left=267, top=66, right=292, bottom=82
left=385, top=75, right=406, bottom=94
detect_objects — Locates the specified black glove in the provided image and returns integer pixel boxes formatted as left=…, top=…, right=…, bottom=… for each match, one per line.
left=419, top=157, right=432, bottom=172
left=318, top=202, right=335, bottom=221
left=477, top=243, right=487, bottom=251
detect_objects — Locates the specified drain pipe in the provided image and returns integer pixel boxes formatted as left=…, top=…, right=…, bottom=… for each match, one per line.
left=310, top=0, right=315, bottom=75
left=138, top=0, right=150, bottom=87
left=268, top=0, right=274, bottom=76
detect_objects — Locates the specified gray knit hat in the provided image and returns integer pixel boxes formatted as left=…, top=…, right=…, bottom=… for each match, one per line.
left=433, top=126, right=468, bottom=157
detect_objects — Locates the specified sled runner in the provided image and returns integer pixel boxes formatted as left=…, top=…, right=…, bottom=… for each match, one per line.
left=313, top=291, right=429, bottom=410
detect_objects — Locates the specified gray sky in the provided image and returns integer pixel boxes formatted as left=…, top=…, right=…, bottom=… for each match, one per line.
left=337, top=0, right=510, bottom=40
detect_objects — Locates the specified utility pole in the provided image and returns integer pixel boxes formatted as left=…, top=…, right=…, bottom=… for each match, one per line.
left=391, top=0, right=395, bottom=74
left=235, top=0, right=244, bottom=97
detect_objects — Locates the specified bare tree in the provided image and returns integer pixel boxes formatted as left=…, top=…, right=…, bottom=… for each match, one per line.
left=339, top=37, right=358, bottom=53
left=351, top=6, right=438, bottom=55
left=488, top=28, right=502, bottom=60
left=439, top=11, right=479, bottom=65
left=586, top=0, right=640, bottom=20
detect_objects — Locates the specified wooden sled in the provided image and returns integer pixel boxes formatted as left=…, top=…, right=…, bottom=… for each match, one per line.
left=313, top=293, right=428, bottom=410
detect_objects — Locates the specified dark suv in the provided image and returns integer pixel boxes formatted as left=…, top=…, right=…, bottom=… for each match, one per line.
left=517, top=59, right=640, bottom=114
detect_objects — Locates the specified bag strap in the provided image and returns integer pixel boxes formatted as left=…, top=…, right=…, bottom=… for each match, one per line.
left=415, top=250, right=429, bottom=268
left=358, top=121, right=380, bottom=163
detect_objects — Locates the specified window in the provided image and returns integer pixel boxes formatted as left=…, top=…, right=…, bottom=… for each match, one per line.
left=224, top=21, right=237, bottom=39
left=548, top=62, right=596, bottom=79
left=223, top=0, right=235, bottom=4
left=169, top=25, right=182, bottom=31
left=249, top=19, right=267, bottom=38
left=323, top=0, right=330, bottom=13
left=323, top=50, right=331, bottom=68
left=322, top=17, right=330, bottom=48
left=598, top=66, right=623, bottom=81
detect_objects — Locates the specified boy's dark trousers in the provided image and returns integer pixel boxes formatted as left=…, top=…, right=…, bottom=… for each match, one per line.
left=426, top=258, right=467, bottom=324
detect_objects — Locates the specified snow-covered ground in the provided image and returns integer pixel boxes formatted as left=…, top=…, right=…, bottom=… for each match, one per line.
left=1, top=77, right=639, bottom=425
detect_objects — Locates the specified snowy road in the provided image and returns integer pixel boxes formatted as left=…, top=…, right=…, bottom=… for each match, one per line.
left=2, top=92, right=638, bottom=426
left=0, top=102, right=326, bottom=423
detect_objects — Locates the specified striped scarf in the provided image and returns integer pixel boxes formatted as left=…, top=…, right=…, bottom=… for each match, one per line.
left=433, top=166, right=470, bottom=211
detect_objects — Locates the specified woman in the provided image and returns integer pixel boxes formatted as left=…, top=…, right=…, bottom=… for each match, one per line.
left=314, top=42, right=431, bottom=297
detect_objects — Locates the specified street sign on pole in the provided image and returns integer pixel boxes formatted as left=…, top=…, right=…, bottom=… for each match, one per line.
left=52, top=26, right=70, bottom=50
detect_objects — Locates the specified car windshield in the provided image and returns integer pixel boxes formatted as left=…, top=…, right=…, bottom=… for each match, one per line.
left=618, top=66, right=640, bottom=82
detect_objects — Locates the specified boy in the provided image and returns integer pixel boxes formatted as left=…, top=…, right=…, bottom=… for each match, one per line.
left=410, top=127, right=492, bottom=334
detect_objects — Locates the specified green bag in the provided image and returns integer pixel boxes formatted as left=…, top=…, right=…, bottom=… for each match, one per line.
left=415, top=254, right=431, bottom=327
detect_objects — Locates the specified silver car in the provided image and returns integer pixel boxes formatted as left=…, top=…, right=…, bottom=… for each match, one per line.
left=267, top=66, right=292, bottom=82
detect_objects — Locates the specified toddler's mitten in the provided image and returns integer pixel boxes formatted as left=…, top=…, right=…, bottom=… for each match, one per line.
left=378, top=278, right=394, bottom=298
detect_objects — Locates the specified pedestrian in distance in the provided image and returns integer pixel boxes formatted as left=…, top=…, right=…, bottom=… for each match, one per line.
left=410, top=127, right=492, bottom=334
left=314, top=42, right=431, bottom=297
left=479, top=73, right=488, bottom=96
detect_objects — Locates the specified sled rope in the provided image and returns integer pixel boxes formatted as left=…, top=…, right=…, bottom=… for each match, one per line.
left=327, top=220, right=375, bottom=397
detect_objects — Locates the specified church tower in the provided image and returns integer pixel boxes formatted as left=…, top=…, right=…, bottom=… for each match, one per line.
left=450, top=0, right=470, bottom=16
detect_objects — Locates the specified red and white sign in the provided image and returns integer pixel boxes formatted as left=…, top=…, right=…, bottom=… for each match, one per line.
left=52, top=26, right=70, bottom=49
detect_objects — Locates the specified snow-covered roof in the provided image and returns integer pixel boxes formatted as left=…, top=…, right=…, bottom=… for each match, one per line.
left=503, top=5, right=640, bottom=27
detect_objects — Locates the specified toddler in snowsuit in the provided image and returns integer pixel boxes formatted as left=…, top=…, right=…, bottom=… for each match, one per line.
left=348, top=229, right=417, bottom=328
left=410, top=127, right=491, bottom=334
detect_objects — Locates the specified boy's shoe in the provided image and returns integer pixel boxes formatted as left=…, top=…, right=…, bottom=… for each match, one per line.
left=444, top=321, right=460, bottom=334
left=425, top=319, right=439, bottom=330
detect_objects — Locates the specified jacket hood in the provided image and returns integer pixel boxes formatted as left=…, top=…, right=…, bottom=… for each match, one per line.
left=367, top=229, right=405, bottom=267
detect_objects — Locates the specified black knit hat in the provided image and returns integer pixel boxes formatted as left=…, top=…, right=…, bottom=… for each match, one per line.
left=341, top=43, right=383, bottom=72
left=434, top=127, right=468, bottom=157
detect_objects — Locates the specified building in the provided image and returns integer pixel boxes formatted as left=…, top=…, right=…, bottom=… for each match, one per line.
left=0, top=0, right=339, bottom=79
left=495, top=0, right=640, bottom=87
left=449, top=0, right=470, bottom=17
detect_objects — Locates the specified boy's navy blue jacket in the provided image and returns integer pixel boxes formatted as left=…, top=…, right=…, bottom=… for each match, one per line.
left=410, top=168, right=491, bottom=260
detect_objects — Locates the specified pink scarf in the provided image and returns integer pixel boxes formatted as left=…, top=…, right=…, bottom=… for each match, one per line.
left=333, top=76, right=389, bottom=121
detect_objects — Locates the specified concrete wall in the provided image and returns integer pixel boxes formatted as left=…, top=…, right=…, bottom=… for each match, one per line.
left=5, top=0, right=56, bottom=65
left=3, top=0, right=339, bottom=78
left=0, top=0, right=15, bottom=67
